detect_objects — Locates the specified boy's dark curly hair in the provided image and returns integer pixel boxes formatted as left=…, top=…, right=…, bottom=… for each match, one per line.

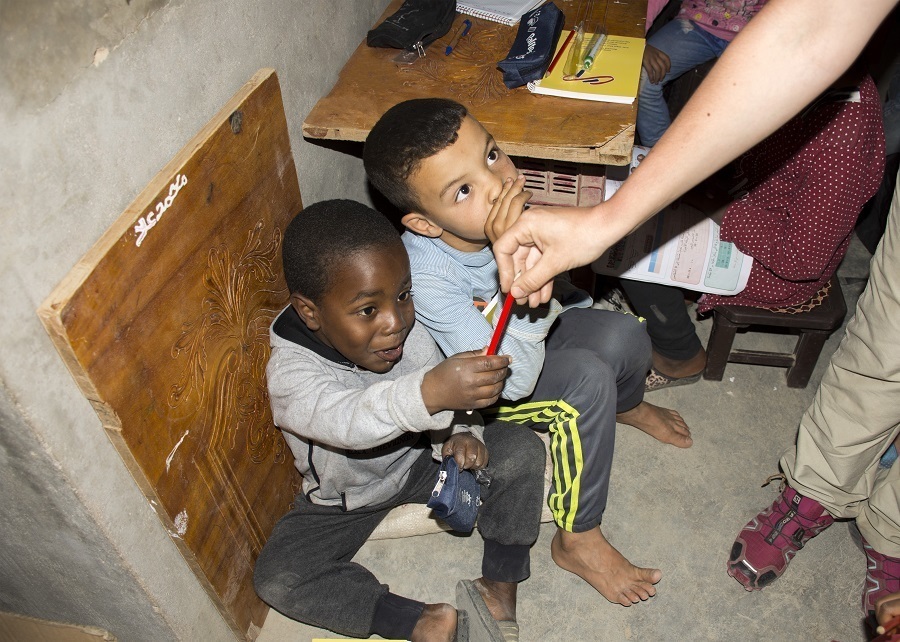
left=363, top=98, right=468, bottom=214
left=281, top=199, right=402, bottom=302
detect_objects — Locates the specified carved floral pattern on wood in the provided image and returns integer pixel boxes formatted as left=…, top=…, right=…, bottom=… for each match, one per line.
left=168, top=222, right=288, bottom=550
left=402, top=26, right=515, bottom=105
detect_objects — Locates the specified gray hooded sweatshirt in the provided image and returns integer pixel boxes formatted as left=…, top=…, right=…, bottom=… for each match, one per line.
left=266, top=306, right=483, bottom=511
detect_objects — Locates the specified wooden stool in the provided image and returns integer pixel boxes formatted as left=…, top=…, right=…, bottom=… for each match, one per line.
left=703, top=280, right=847, bottom=388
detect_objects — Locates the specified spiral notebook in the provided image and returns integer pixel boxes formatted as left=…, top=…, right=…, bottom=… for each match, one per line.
left=457, top=0, right=547, bottom=25
left=527, top=32, right=645, bottom=104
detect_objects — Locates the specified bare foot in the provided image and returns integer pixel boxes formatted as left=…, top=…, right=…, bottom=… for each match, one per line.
left=652, top=347, right=706, bottom=380
left=551, top=527, right=661, bottom=606
left=472, top=577, right=517, bottom=622
left=617, top=401, right=692, bottom=448
left=410, top=603, right=458, bottom=642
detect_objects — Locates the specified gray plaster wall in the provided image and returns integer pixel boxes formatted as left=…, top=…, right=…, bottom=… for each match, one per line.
left=0, top=1, right=391, bottom=639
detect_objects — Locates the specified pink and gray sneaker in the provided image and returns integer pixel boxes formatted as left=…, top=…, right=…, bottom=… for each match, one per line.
left=863, top=538, right=900, bottom=615
left=727, top=485, right=834, bottom=590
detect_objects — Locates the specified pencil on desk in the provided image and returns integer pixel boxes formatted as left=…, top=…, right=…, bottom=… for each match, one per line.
left=544, top=27, right=577, bottom=77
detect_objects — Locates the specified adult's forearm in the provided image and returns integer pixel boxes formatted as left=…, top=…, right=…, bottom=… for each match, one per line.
left=610, top=0, right=896, bottom=231
left=495, top=0, right=896, bottom=303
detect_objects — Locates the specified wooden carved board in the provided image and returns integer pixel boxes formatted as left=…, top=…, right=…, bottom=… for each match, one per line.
left=38, top=69, right=301, bottom=640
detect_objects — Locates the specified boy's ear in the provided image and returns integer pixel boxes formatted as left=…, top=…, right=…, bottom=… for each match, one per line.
left=290, top=292, right=321, bottom=331
left=401, top=212, right=443, bottom=238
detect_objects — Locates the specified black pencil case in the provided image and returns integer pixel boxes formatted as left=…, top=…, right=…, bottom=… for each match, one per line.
left=366, top=0, right=456, bottom=52
left=497, top=2, right=565, bottom=89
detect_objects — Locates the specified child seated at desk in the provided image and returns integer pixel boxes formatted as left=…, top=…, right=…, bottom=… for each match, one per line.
left=625, top=67, right=885, bottom=390
left=253, top=200, right=546, bottom=642
left=638, top=0, right=769, bottom=147
left=363, top=98, right=691, bottom=607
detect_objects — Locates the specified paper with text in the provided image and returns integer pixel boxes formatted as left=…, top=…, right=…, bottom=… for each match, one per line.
left=592, top=147, right=753, bottom=295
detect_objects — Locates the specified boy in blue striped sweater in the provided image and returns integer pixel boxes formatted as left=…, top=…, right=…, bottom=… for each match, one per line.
left=364, top=98, right=691, bottom=607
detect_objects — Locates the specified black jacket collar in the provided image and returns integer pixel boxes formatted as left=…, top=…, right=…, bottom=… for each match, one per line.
left=273, top=305, right=354, bottom=368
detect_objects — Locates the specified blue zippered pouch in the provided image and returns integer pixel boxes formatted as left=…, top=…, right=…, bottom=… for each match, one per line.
left=427, top=456, right=483, bottom=533
left=497, top=2, right=565, bottom=89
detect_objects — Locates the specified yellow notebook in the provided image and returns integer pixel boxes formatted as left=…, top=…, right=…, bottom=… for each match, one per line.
left=527, top=33, right=645, bottom=104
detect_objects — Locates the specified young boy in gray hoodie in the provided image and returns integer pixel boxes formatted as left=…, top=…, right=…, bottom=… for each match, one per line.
left=253, top=199, right=546, bottom=642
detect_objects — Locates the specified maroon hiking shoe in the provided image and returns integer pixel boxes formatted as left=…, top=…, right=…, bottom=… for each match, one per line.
left=727, top=486, right=834, bottom=590
left=863, top=538, right=900, bottom=615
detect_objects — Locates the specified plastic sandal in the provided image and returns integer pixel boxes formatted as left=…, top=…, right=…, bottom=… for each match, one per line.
left=644, top=367, right=702, bottom=392
left=456, top=580, right=510, bottom=642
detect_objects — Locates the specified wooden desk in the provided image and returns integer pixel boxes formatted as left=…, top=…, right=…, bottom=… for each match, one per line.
left=303, top=0, right=647, bottom=166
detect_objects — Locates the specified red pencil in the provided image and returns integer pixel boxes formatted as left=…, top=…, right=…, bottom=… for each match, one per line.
left=872, top=614, right=900, bottom=641
left=486, top=293, right=516, bottom=356
left=545, top=28, right=577, bottom=78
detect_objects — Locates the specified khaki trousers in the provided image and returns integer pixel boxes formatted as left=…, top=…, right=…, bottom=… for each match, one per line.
left=783, top=169, right=900, bottom=557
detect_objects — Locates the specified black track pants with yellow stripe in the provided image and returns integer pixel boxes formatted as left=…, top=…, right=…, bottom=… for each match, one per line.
left=488, top=307, right=650, bottom=533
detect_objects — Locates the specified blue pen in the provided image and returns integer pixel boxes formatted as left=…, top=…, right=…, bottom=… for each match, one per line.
left=445, top=19, right=472, bottom=56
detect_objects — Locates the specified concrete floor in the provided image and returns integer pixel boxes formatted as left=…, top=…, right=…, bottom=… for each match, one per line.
left=257, top=235, right=876, bottom=642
